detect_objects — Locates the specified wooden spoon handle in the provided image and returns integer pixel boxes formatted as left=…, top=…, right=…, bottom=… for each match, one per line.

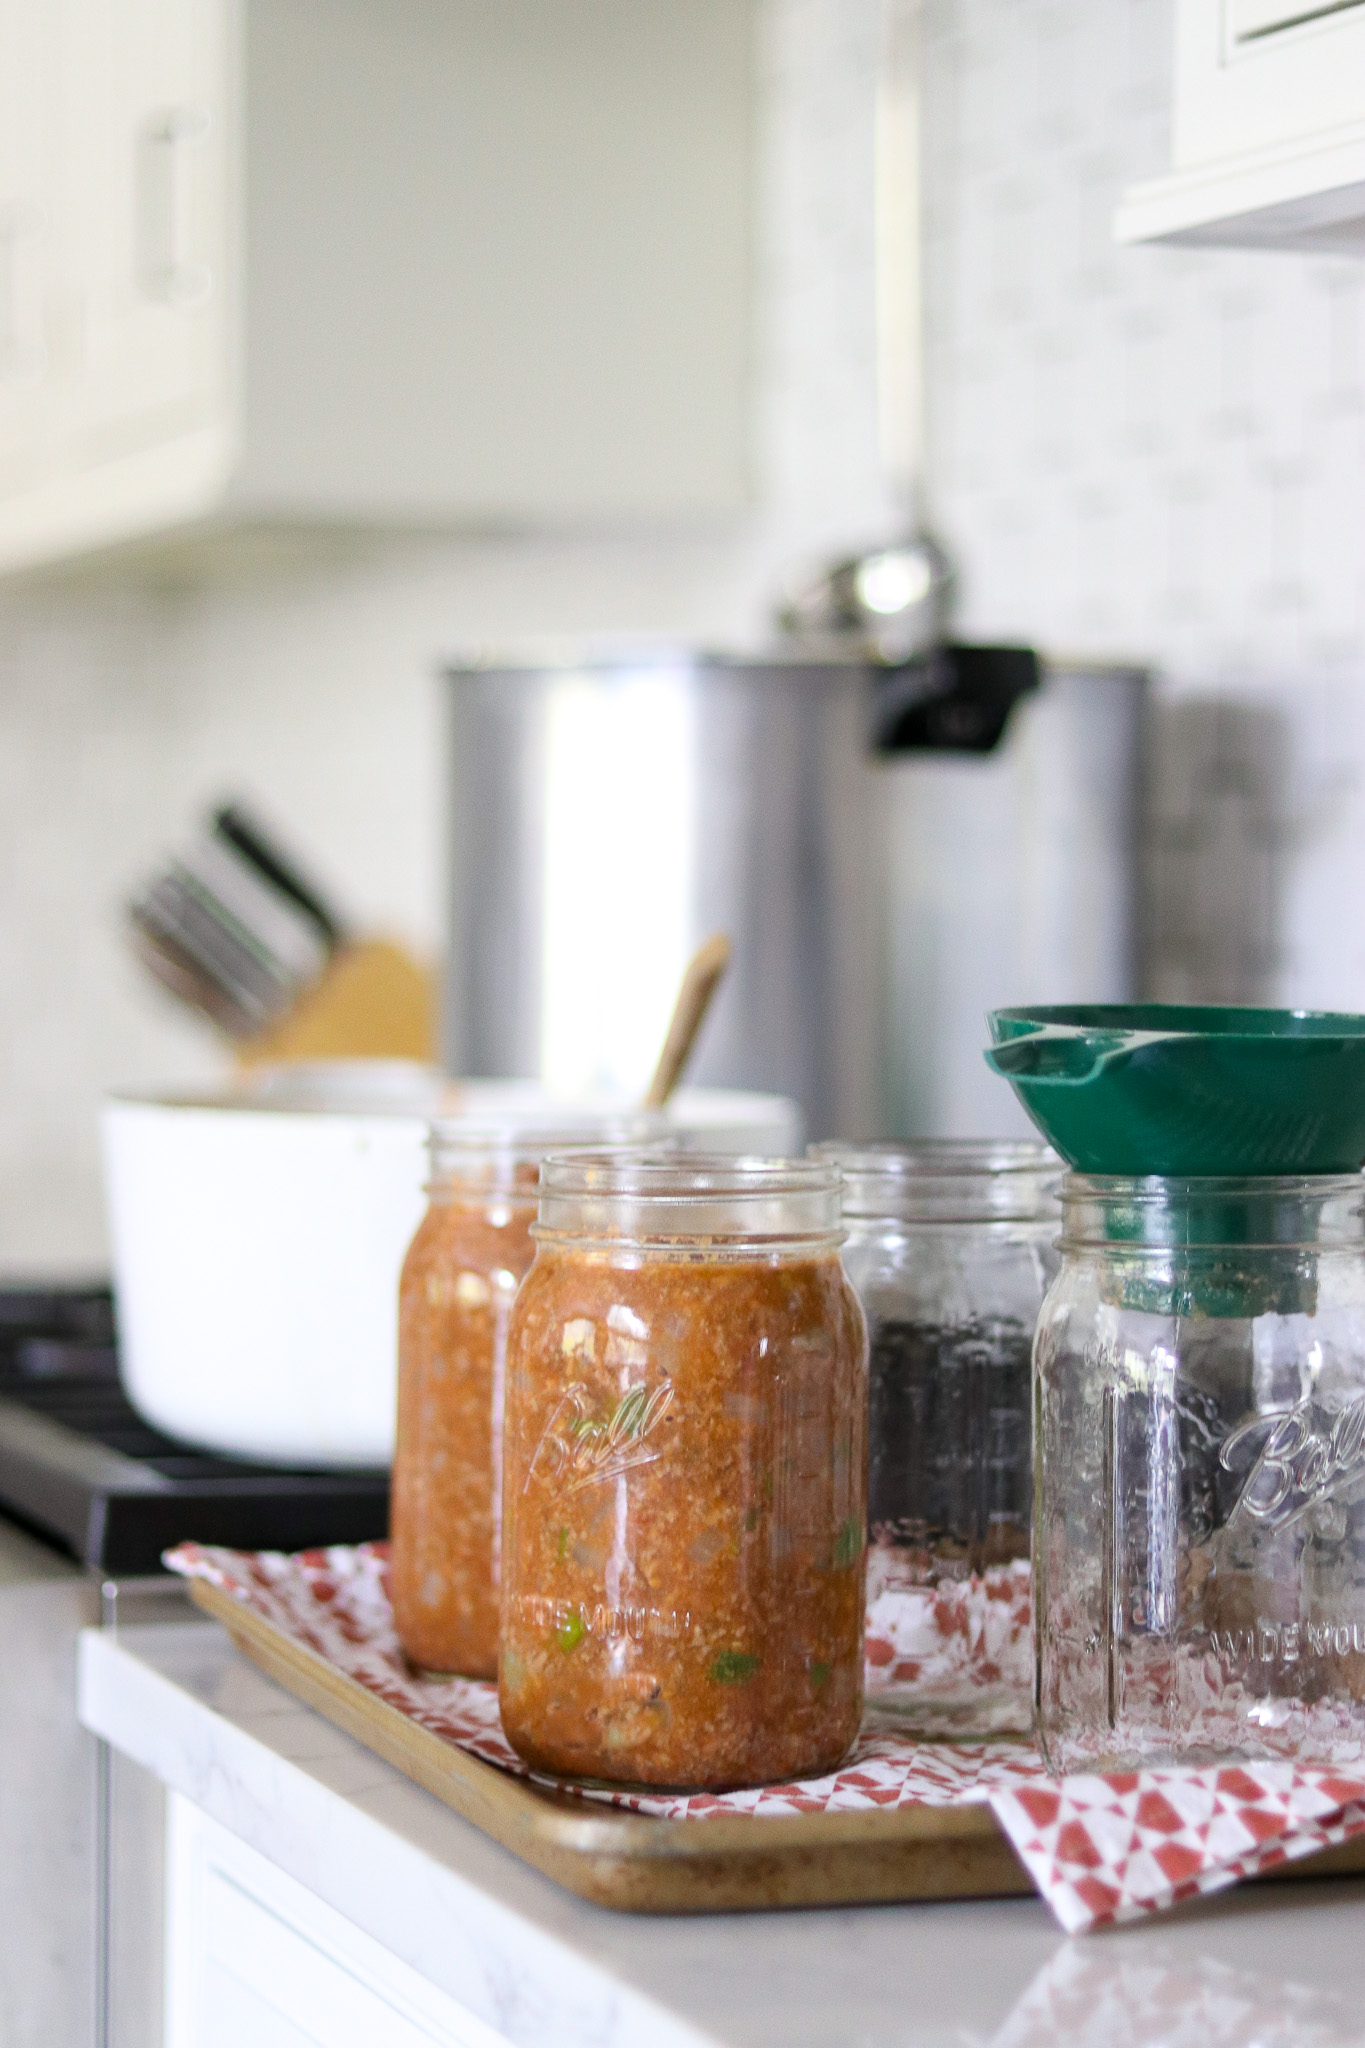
left=643, top=933, right=732, bottom=1109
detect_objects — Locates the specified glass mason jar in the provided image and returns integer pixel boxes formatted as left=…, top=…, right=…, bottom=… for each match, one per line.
left=1035, top=1174, right=1365, bottom=1774
left=499, top=1154, right=869, bottom=1789
left=814, top=1140, right=1060, bottom=1736
left=391, top=1111, right=654, bottom=1678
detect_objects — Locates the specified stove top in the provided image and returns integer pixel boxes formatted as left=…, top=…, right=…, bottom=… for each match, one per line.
left=0, top=1285, right=388, bottom=1574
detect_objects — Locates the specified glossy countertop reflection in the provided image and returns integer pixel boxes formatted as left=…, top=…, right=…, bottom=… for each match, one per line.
left=79, top=1612, right=1365, bottom=2048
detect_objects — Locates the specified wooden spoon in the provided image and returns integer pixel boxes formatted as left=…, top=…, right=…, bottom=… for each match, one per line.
left=643, top=933, right=733, bottom=1109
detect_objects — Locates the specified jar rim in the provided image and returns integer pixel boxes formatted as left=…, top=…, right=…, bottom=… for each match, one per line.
left=429, top=1110, right=661, bottom=1164
left=1057, top=1170, right=1365, bottom=1252
left=425, top=1114, right=664, bottom=1200
left=534, top=1151, right=844, bottom=1251
left=810, top=1138, right=1060, bottom=1223
left=539, top=1151, right=838, bottom=1197
left=1062, top=1172, right=1365, bottom=1198
left=812, top=1138, right=1057, bottom=1176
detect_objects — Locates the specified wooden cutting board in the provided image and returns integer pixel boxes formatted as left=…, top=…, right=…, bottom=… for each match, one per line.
left=188, top=1580, right=1365, bottom=1915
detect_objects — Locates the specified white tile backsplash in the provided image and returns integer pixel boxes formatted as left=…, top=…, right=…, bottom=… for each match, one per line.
left=4, top=0, right=1365, bottom=1269
left=922, top=0, right=1365, bottom=1022
left=924, top=0, right=1365, bottom=679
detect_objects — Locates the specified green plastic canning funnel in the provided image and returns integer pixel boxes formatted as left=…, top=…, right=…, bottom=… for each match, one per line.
left=983, top=1004, right=1365, bottom=1176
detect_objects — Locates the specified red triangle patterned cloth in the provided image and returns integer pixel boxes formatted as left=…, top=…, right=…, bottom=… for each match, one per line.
left=163, top=1541, right=1365, bottom=1932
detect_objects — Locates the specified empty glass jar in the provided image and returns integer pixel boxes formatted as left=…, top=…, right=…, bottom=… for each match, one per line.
left=815, top=1140, right=1059, bottom=1735
left=1035, top=1174, right=1365, bottom=1773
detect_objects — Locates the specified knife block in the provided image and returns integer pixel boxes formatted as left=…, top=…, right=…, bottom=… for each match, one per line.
left=235, top=939, right=437, bottom=1070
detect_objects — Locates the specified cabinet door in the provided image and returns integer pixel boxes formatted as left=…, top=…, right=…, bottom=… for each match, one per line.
left=0, top=1, right=59, bottom=493
left=165, top=1796, right=510, bottom=2048
left=55, top=0, right=229, bottom=471
left=1229, top=0, right=1364, bottom=39
left=1174, top=0, right=1365, bottom=166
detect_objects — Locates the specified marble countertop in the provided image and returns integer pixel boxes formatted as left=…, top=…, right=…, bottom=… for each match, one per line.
left=0, top=1509, right=78, bottom=1584
left=79, top=1616, right=1365, bottom=2048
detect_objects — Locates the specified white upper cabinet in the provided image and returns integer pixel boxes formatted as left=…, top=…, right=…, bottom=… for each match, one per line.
left=0, top=3, right=59, bottom=489
left=1115, top=0, right=1365, bottom=254
left=0, top=0, right=755, bottom=575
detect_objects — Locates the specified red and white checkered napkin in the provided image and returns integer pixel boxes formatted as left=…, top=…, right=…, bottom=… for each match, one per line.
left=163, top=1542, right=1365, bottom=1932
left=989, top=1763, right=1365, bottom=1933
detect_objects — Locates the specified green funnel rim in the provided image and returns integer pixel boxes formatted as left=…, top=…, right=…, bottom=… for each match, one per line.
left=982, top=1006, right=1365, bottom=1176
left=989, top=1003, right=1365, bottom=1041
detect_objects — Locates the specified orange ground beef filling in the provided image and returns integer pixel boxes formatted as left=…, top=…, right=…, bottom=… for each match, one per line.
left=391, top=1196, right=537, bottom=1678
left=499, top=1248, right=868, bottom=1789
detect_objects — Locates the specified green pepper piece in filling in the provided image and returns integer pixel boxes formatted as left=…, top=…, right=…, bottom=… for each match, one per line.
left=809, top=1660, right=830, bottom=1691
left=831, top=1515, right=862, bottom=1571
left=557, top=1525, right=570, bottom=1561
left=555, top=1609, right=585, bottom=1654
left=709, top=1649, right=760, bottom=1684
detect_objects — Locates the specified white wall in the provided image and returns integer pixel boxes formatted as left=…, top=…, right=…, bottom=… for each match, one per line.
left=921, top=0, right=1365, bottom=1010
left=0, top=0, right=895, bottom=1273
left=925, top=0, right=1365, bottom=679
left=4, top=0, right=1365, bottom=1271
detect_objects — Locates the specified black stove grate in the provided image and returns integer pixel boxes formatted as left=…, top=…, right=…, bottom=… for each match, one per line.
left=0, top=1285, right=388, bottom=1574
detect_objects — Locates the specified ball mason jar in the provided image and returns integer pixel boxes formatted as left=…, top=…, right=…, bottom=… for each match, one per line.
left=813, top=1140, right=1059, bottom=1736
left=499, top=1154, right=869, bottom=1789
left=1035, top=1174, right=1365, bottom=1773
left=391, top=1111, right=654, bottom=1678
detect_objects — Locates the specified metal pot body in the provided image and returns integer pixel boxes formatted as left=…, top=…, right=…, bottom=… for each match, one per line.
left=444, top=652, right=884, bottom=1141
left=881, top=660, right=1148, bottom=1140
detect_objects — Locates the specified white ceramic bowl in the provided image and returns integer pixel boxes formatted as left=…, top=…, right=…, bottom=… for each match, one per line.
left=101, top=1068, right=803, bottom=1469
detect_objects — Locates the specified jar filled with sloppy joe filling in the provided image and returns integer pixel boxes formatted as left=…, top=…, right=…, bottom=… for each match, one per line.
left=499, top=1154, right=869, bottom=1790
left=391, top=1111, right=655, bottom=1679
left=813, top=1140, right=1059, bottom=1737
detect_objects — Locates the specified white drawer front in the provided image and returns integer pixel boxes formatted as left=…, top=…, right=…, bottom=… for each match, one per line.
left=165, top=1795, right=509, bottom=2048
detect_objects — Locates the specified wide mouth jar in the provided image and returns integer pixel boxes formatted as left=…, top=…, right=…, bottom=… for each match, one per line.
left=534, top=1152, right=843, bottom=1257
left=811, top=1138, right=1059, bottom=1225
left=499, top=1147, right=868, bottom=1789
left=1035, top=1169, right=1365, bottom=1772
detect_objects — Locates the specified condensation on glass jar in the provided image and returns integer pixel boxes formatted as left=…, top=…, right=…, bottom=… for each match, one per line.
left=391, top=1110, right=655, bottom=1679
left=499, top=1154, right=869, bottom=1790
left=1035, top=1174, right=1365, bottom=1774
left=813, top=1139, right=1059, bottom=1736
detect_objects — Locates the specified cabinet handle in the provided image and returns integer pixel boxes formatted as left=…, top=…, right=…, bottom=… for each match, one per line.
left=136, top=107, right=212, bottom=307
left=0, top=204, right=47, bottom=380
